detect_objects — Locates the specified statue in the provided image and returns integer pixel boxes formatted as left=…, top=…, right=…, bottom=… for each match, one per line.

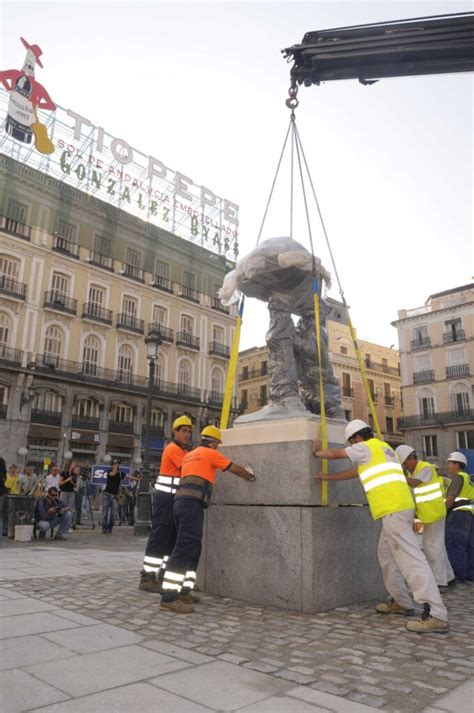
left=219, top=237, right=344, bottom=423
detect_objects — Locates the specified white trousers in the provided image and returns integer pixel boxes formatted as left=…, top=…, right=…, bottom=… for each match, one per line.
left=377, top=509, right=448, bottom=621
left=422, top=518, right=454, bottom=586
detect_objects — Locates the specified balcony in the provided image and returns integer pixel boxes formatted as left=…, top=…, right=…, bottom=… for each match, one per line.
left=384, top=395, right=394, bottom=406
left=155, top=379, right=202, bottom=402
left=148, top=323, right=174, bottom=343
left=117, top=313, right=145, bottom=334
left=71, top=416, right=100, bottom=430
left=410, top=337, right=431, bottom=351
left=446, top=364, right=470, bottom=379
left=0, top=346, right=23, bottom=366
left=89, top=251, right=114, bottom=271
left=443, top=329, right=465, bottom=344
left=122, top=263, right=144, bottom=283
left=413, top=370, right=435, bottom=384
left=209, top=341, right=230, bottom=358
left=0, top=274, right=27, bottom=301
left=398, top=408, right=474, bottom=430
left=179, top=285, right=200, bottom=303
left=151, top=274, right=173, bottom=293
left=52, top=234, right=79, bottom=259
left=82, top=302, right=113, bottom=325
left=0, top=404, right=6, bottom=419
left=31, top=409, right=62, bottom=426
left=211, top=297, right=230, bottom=314
left=44, top=291, right=77, bottom=316
left=109, top=420, right=134, bottom=434
left=240, top=368, right=265, bottom=381
left=176, top=331, right=200, bottom=350
left=208, top=391, right=224, bottom=406
left=342, top=386, right=354, bottom=397
left=0, top=215, right=31, bottom=241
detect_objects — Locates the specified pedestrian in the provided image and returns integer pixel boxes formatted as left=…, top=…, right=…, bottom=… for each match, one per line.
left=5, top=464, right=21, bottom=494
left=444, top=451, right=474, bottom=583
left=19, top=465, right=38, bottom=496
left=0, top=457, right=7, bottom=543
left=118, top=487, right=128, bottom=525
left=46, top=465, right=61, bottom=491
left=139, top=415, right=193, bottom=593
left=36, top=486, right=73, bottom=540
left=101, top=461, right=124, bottom=534
left=127, top=470, right=141, bottom=526
left=395, top=445, right=454, bottom=588
left=59, top=460, right=76, bottom=513
left=313, top=419, right=449, bottom=633
left=160, top=425, right=255, bottom=614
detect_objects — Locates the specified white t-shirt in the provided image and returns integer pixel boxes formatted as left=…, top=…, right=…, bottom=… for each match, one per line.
left=345, top=442, right=372, bottom=466
left=46, top=474, right=61, bottom=490
left=409, top=465, right=433, bottom=484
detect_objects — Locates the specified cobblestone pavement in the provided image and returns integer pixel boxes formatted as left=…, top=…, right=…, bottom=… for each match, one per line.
left=3, top=538, right=473, bottom=713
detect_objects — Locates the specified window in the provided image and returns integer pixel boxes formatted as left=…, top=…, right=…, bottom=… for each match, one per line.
left=182, top=270, right=195, bottom=289
left=386, top=416, right=394, bottom=433
left=180, top=314, right=193, bottom=334
left=414, top=353, right=432, bottom=371
left=342, top=372, right=352, bottom=397
left=457, top=431, right=474, bottom=449
left=242, top=365, right=248, bottom=380
left=32, top=391, right=63, bottom=412
left=155, top=260, right=169, bottom=279
left=0, top=313, right=11, bottom=346
left=122, top=296, right=137, bottom=316
left=51, top=272, right=69, bottom=299
left=211, top=367, right=224, bottom=396
left=340, top=345, right=348, bottom=355
left=110, top=403, right=133, bottom=423
left=151, top=409, right=165, bottom=428
left=117, top=344, right=133, bottom=382
left=83, top=335, right=100, bottom=375
left=451, top=384, right=470, bottom=413
left=368, top=378, right=376, bottom=401
left=423, top=435, right=438, bottom=458
left=74, top=398, right=100, bottom=419
left=445, top=318, right=462, bottom=340
left=153, top=305, right=167, bottom=326
left=412, top=325, right=428, bottom=343
left=7, top=199, right=27, bottom=223
left=212, top=325, right=224, bottom=344
left=88, top=284, right=105, bottom=307
left=241, top=389, right=248, bottom=407
left=44, top=325, right=63, bottom=358
left=382, top=358, right=388, bottom=372
left=155, top=354, right=164, bottom=383
left=259, top=384, right=267, bottom=405
left=344, top=409, right=352, bottom=421
left=126, top=247, right=141, bottom=267
left=0, top=254, right=19, bottom=279
left=447, top=348, right=467, bottom=366
left=260, top=360, right=268, bottom=376
left=365, top=353, right=372, bottom=368
left=418, top=392, right=435, bottom=418
left=368, top=413, right=374, bottom=429
left=57, top=220, right=77, bottom=243
left=0, top=385, right=8, bottom=405
left=178, top=359, right=192, bottom=392
left=94, top=235, right=111, bottom=256
left=383, top=383, right=391, bottom=398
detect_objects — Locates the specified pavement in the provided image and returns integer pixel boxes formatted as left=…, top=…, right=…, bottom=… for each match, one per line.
left=0, top=527, right=472, bottom=713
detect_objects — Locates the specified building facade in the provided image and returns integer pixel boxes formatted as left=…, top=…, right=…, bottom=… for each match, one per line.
left=393, top=284, right=474, bottom=465
left=0, top=155, right=237, bottom=470
left=238, top=299, right=403, bottom=446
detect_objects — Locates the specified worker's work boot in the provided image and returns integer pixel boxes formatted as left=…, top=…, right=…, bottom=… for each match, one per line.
left=139, top=571, right=161, bottom=593
left=179, top=591, right=200, bottom=604
left=160, top=598, right=194, bottom=614
left=406, top=604, right=449, bottom=633
left=376, top=598, right=415, bottom=616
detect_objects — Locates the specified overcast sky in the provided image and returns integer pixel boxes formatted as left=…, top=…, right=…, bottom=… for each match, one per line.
left=2, top=0, right=473, bottom=349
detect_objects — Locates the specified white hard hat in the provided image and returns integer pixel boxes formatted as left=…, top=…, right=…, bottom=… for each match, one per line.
left=345, top=419, right=370, bottom=441
left=446, top=451, right=467, bottom=466
left=395, top=445, right=416, bottom=465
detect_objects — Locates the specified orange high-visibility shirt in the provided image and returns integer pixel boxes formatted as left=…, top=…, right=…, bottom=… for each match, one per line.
left=181, top=446, right=232, bottom=485
left=159, top=442, right=187, bottom=477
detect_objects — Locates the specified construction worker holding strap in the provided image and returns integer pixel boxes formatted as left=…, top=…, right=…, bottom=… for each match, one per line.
left=395, top=445, right=454, bottom=588
left=139, top=415, right=193, bottom=594
left=313, top=419, right=449, bottom=633
left=444, top=451, right=474, bottom=583
left=160, top=425, right=255, bottom=614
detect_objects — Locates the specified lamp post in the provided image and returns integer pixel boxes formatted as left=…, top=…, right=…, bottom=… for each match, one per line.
left=134, top=327, right=162, bottom=536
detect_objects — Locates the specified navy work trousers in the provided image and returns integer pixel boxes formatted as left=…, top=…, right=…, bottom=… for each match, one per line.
left=161, top=497, right=203, bottom=602
left=144, top=491, right=176, bottom=564
left=445, top=509, right=474, bottom=582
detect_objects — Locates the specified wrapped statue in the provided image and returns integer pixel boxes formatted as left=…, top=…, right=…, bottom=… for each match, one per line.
left=219, top=237, right=344, bottom=423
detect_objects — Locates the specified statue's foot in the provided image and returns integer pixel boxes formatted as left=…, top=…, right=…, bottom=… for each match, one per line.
left=234, top=398, right=314, bottom=424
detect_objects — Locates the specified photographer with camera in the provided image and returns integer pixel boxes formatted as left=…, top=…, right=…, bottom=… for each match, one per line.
left=101, top=461, right=124, bottom=534
left=59, top=460, right=76, bottom=513
left=36, top=486, right=73, bottom=540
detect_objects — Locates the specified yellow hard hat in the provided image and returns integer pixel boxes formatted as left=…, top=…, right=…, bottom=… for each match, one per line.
left=200, top=425, right=222, bottom=442
left=172, top=415, right=193, bottom=431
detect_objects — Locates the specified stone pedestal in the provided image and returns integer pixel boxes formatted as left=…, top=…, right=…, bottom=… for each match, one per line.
left=198, top=417, right=385, bottom=613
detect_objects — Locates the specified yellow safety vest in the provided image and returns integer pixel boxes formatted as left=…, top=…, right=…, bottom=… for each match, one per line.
left=357, top=438, right=414, bottom=520
left=453, top=471, right=474, bottom=514
left=410, top=460, right=446, bottom=524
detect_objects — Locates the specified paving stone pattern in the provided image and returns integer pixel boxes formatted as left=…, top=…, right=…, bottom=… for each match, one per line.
left=6, top=569, right=474, bottom=713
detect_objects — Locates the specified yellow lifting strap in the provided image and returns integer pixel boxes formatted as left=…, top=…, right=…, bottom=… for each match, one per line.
left=220, top=297, right=245, bottom=431
left=346, top=315, right=382, bottom=441
left=312, top=278, right=328, bottom=506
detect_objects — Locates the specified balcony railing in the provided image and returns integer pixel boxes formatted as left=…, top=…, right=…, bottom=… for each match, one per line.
left=122, top=263, right=144, bottom=282
left=211, top=297, right=230, bottom=314
left=52, top=234, right=79, bottom=259
left=0, top=215, right=31, bottom=240
left=0, top=346, right=23, bottom=365
left=446, top=364, right=470, bottom=379
left=240, top=368, right=265, bottom=381
left=384, top=395, right=394, bottom=406
left=179, top=285, right=200, bottom=303
left=342, top=386, right=354, bottom=397
left=82, top=302, right=113, bottom=325
left=413, top=370, right=435, bottom=384
left=410, top=337, right=431, bottom=351
left=0, top=274, right=27, bottom=300
left=71, top=416, right=100, bottom=430
left=109, top=420, right=134, bottom=434
left=148, top=323, right=174, bottom=343
left=0, top=404, right=6, bottom=419
left=44, top=291, right=77, bottom=315
left=176, top=331, right=200, bottom=350
left=209, top=341, right=230, bottom=358
left=89, top=251, right=114, bottom=271
left=155, top=379, right=202, bottom=402
left=208, top=391, right=224, bottom=405
left=398, top=408, right=474, bottom=430
left=117, top=313, right=145, bottom=334
left=443, top=329, right=465, bottom=344
left=151, top=274, right=173, bottom=292
left=31, top=409, right=62, bottom=426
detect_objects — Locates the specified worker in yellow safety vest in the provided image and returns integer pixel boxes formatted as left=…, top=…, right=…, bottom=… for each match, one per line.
left=313, top=419, right=449, bottom=633
left=395, top=445, right=454, bottom=588
left=444, top=452, right=474, bottom=583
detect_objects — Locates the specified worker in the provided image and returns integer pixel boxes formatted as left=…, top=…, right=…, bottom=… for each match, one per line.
left=139, top=415, right=193, bottom=594
left=313, top=419, right=449, bottom=633
left=160, top=425, right=255, bottom=614
left=395, top=445, right=454, bottom=588
left=444, top=451, right=474, bottom=583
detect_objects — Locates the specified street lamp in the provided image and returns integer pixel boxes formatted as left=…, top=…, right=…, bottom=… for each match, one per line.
left=134, top=327, right=163, bottom=536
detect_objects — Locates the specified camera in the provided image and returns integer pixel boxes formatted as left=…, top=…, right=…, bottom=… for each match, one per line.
left=55, top=506, right=63, bottom=515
